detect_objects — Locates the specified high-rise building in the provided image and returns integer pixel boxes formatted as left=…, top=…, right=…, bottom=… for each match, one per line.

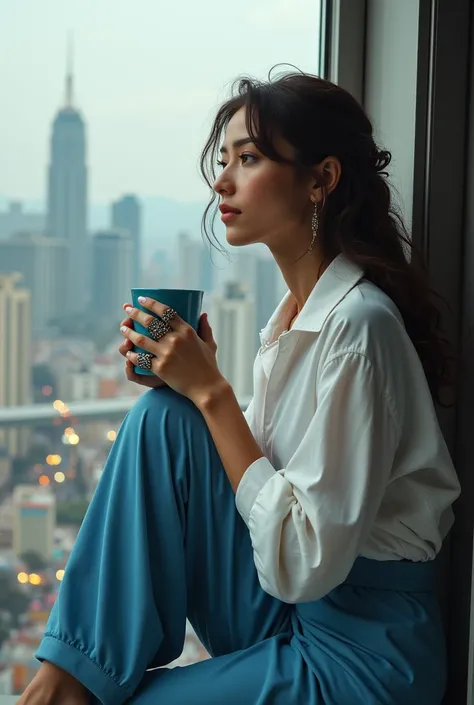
left=210, top=282, right=255, bottom=400
left=0, top=201, right=45, bottom=240
left=142, top=248, right=174, bottom=289
left=92, top=229, right=134, bottom=326
left=0, top=274, right=31, bottom=457
left=13, top=484, right=56, bottom=562
left=255, top=257, right=280, bottom=348
left=177, top=232, right=214, bottom=292
left=228, top=251, right=283, bottom=349
left=46, top=44, right=88, bottom=316
left=0, top=231, right=67, bottom=338
left=112, top=195, right=142, bottom=287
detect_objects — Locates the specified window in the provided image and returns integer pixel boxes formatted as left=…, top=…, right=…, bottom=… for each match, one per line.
left=0, top=0, right=324, bottom=696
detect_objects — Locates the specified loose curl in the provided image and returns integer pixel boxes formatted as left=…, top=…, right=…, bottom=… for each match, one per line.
left=199, top=69, right=454, bottom=406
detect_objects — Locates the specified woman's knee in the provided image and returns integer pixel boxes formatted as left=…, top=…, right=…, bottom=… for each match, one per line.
left=130, top=387, right=206, bottom=435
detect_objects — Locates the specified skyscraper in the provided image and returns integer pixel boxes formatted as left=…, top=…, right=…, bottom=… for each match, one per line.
left=112, top=195, right=142, bottom=287
left=0, top=231, right=67, bottom=338
left=177, top=232, right=214, bottom=292
left=210, top=282, right=255, bottom=400
left=228, top=251, right=283, bottom=349
left=46, top=42, right=88, bottom=316
left=0, top=274, right=31, bottom=457
left=255, top=257, right=280, bottom=348
left=92, top=229, right=134, bottom=326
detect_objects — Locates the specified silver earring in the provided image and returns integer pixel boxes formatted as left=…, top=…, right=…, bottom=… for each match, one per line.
left=308, top=201, right=319, bottom=254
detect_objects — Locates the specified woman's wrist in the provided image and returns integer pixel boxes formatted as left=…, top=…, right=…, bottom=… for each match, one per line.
left=193, top=376, right=233, bottom=412
left=26, top=661, right=89, bottom=700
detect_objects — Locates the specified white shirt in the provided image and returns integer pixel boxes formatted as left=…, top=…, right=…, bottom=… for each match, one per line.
left=236, top=254, right=461, bottom=604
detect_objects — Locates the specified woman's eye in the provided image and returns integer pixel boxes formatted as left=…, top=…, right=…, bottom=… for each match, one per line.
left=240, top=153, right=257, bottom=165
left=216, top=154, right=257, bottom=170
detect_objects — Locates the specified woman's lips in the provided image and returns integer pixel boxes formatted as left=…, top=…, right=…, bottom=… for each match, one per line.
left=221, top=212, right=240, bottom=223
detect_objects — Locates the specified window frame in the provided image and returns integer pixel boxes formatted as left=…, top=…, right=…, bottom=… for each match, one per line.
left=322, top=1, right=474, bottom=702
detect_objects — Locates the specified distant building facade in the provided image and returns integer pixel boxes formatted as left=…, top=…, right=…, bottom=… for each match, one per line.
left=0, top=231, right=67, bottom=338
left=112, top=195, right=142, bottom=287
left=0, top=201, right=45, bottom=239
left=0, top=274, right=31, bottom=457
left=210, top=282, right=255, bottom=400
left=46, top=54, right=89, bottom=316
left=92, top=229, right=134, bottom=325
left=177, top=232, right=214, bottom=292
left=13, top=484, right=56, bottom=562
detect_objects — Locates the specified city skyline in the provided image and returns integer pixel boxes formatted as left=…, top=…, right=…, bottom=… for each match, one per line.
left=1, top=0, right=321, bottom=203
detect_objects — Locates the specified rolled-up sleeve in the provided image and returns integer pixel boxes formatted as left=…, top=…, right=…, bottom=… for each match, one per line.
left=235, top=351, right=400, bottom=603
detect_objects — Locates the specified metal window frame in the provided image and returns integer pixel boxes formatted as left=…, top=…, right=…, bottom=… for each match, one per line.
left=322, top=0, right=474, bottom=702
left=411, top=2, right=473, bottom=703
left=320, top=0, right=367, bottom=103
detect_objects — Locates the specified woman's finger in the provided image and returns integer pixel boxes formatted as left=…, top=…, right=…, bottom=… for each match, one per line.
left=118, top=339, right=132, bottom=357
left=125, top=359, right=166, bottom=388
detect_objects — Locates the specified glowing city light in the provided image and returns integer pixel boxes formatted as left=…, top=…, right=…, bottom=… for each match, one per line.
left=56, top=570, right=65, bottom=581
left=54, top=471, right=65, bottom=483
left=62, top=428, right=79, bottom=445
left=28, top=573, right=42, bottom=585
left=107, top=430, right=117, bottom=442
left=46, top=454, right=62, bottom=466
left=39, top=475, right=50, bottom=486
left=53, top=400, right=65, bottom=412
left=17, top=572, right=28, bottom=584
left=42, top=385, right=53, bottom=396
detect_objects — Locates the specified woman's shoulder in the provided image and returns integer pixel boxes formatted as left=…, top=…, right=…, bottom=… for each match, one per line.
left=319, top=279, right=414, bottom=363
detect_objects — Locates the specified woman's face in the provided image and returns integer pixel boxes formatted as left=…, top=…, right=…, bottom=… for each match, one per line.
left=213, top=107, right=314, bottom=254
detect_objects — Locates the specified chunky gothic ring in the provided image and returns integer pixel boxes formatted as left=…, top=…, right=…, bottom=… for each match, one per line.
left=161, top=307, right=177, bottom=325
left=147, top=317, right=171, bottom=342
left=137, top=352, right=153, bottom=370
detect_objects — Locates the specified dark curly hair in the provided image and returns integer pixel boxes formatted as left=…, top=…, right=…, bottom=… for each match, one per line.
left=199, top=69, right=454, bottom=406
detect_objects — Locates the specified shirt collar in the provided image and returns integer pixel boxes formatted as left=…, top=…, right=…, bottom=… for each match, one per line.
left=260, top=254, right=365, bottom=345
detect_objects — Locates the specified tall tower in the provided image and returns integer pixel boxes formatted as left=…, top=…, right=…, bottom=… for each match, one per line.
left=92, top=229, right=134, bottom=325
left=210, top=282, right=255, bottom=401
left=46, top=37, right=89, bottom=315
left=111, top=195, right=142, bottom=287
left=0, top=274, right=31, bottom=457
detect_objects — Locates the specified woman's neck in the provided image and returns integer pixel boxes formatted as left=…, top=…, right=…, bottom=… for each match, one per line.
left=273, top=244, right=330, bottom=324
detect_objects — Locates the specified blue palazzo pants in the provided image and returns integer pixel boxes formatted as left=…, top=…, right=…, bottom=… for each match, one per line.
left=36, top=387, right=447, bottom=704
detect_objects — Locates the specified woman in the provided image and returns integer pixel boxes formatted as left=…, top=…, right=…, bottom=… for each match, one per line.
left=20, top=71, right=460, bottom=705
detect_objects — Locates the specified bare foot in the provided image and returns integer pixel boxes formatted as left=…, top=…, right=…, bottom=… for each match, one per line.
left=17, top=661, right=90, bottom=704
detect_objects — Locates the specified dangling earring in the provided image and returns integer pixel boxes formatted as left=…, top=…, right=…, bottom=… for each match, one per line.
left=308, top=199, right=319, bottom=254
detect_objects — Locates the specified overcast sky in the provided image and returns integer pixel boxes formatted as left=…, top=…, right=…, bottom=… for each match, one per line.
left=2, top=0, right=321, bottom=205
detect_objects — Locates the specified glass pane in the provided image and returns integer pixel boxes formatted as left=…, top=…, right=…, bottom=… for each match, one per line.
left=0, top=0, right=322, bottom=697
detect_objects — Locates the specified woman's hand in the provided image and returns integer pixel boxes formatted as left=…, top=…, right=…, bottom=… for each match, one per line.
left=17, top=661, right=89, bottom=704
left=119, top=306, right=168, bottom=389
left=119, top=297, right=228, bottom=406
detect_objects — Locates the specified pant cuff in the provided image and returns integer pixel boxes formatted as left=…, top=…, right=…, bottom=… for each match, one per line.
left=35, top=634, right=132, bottom=705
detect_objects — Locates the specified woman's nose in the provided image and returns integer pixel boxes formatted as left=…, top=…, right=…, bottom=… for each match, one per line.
left=213, top=170, right=235, bottom=196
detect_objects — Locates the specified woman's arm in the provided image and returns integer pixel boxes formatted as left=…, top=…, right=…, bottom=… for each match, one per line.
left=208, top=352, right=399, bottom=605
left=196, top=382, right=265, bottom=493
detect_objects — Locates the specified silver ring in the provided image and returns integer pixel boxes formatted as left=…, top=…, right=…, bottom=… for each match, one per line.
left=147, top=317, right=171, bottom=342
left=161, top=307, right=177, bottom=325
left=137, top=352, right=153, bottom=370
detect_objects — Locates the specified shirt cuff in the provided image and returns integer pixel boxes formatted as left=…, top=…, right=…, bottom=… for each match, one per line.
left=235, top=456, right=276, bottom=526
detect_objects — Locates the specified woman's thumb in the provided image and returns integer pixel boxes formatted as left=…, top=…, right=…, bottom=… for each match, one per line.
left=199, top=312, right=212, bottom=337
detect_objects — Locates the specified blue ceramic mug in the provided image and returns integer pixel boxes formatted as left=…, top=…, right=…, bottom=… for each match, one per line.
left=130, top=288, right=204, bottom=376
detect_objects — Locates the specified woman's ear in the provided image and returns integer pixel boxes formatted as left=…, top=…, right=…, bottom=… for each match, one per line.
left=321, top=156, right=342, bottom=195
left=310, top=156, right=341, bottom=203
